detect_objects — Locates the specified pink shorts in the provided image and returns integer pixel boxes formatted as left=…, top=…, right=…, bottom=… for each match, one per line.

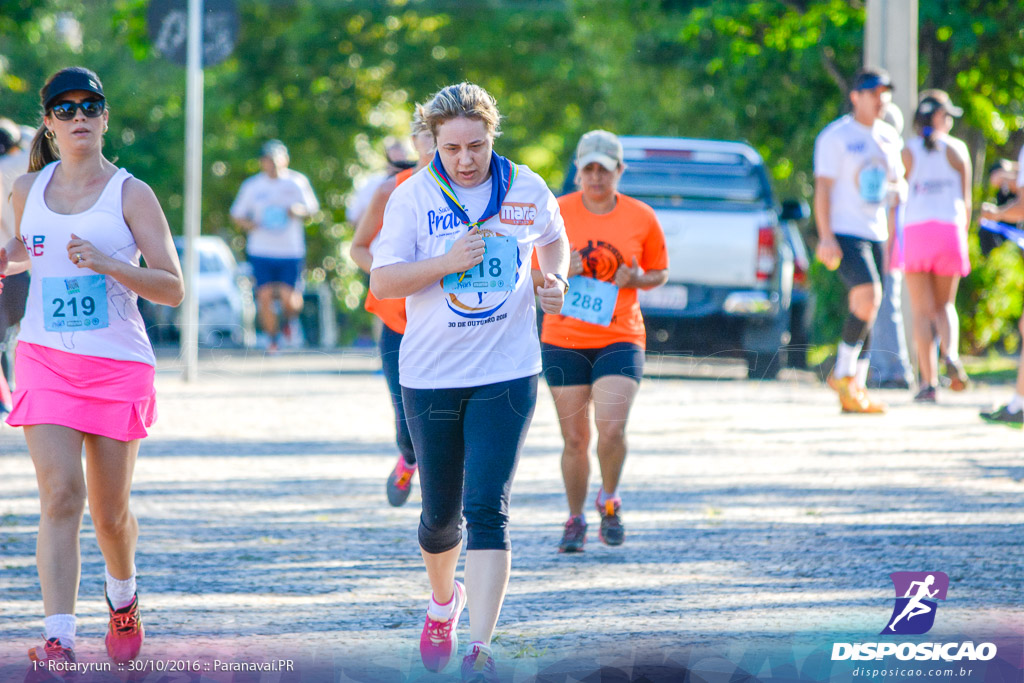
left=5, top=342, right=157, bottom=441
left=903, top=220, right=970, bottom=276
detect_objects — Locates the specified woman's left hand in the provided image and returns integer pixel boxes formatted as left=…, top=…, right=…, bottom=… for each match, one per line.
left=67, top=234, right=112, bottom=273
left=614, top=256, right=643, bottom=289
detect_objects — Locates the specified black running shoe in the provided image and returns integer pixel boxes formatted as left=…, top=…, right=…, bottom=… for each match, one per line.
left=596, top=496, right=625, bottom=546
left=913, top=385, right=937, bottom=403
left=558, top=515, right=587, bottom=553
left=980, top=404, right=1023, bottom=429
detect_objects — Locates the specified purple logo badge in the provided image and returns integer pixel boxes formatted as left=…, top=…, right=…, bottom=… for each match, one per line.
left=882, top=571, right=949, bottom=635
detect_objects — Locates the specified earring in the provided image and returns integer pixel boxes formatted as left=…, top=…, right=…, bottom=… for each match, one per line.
left=45, top=129, right=54, bottom=140
left=103, top=123, right=108, bottom=133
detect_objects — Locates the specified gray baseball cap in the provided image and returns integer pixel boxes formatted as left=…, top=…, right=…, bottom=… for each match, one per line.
left=575, top=130, right=623, bottom=172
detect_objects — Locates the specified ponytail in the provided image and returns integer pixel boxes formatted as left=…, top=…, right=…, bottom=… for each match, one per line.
left=922, top=126, right=937, bottom=151
left=28, top=124, right=59, bottom=172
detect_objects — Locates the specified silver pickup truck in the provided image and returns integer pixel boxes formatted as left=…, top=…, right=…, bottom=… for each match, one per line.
left=599, top=136, right=809, bottom=379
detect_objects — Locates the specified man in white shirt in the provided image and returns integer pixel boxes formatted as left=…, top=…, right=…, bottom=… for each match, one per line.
left=814, top=68, right=905, bottom=414
left=230, top=140, right=319, bottom=350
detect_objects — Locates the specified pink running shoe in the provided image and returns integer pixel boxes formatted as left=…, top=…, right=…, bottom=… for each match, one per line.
left=420, top=580, right=466, bottom=672
left=105, top=592, right=144, bottom=663
left=28, top=637, right=76, bottom=667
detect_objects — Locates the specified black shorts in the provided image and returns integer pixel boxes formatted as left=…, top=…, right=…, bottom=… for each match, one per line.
left=541, top=342, right=644, bottom=387
left=0, top=271, right=29, bottom=336
left=835, top=235, right=884, bottom=290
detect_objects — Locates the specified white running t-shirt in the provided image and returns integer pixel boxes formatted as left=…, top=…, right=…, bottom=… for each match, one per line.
left=814, top=114, right=905, bottom=241
left=903, top=136, right=968, bottom=228
left=372, top=164, right=565, bottom=390
left=230, top=169, right=319, bottom=259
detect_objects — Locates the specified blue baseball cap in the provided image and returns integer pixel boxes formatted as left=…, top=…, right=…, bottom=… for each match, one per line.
left=852, top=68, right=893, bottom=92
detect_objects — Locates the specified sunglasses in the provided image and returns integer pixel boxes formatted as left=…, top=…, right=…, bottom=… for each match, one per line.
left=49, top=99, right=106, bottom=121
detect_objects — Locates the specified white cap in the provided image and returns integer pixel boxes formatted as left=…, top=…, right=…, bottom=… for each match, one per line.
left=575, top=130, right=623, bottom=172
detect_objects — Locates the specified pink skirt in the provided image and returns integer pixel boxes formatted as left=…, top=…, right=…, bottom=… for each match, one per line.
left=5, top=342, right=157, bottom=441
left=903, top=220, right=970, bottom=277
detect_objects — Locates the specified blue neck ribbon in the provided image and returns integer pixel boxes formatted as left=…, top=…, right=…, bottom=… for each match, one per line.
left=427, top=151, right=518, bottom=229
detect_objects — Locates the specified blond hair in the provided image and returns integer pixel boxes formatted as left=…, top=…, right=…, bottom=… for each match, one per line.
left=424, top=82, right=502, bottom=138
left=411, top=102, right=430, bottom=136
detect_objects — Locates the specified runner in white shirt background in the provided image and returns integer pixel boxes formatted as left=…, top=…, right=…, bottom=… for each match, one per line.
left=978, top=143, right=1024, bottom=429
left=230, top=140, right=319, bottom=351
left=814, top=67, right=905, bottom=414
left=371, top=82, right=569, bottom=683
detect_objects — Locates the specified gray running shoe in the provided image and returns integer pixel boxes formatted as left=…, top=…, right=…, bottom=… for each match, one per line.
left=558, top=515, right=587, bottom=553
left=596, top=496, right=625, bottom=546
left=386, top=457, right=416, bottom=507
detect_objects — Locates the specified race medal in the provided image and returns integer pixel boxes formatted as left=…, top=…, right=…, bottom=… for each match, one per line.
left=563, top=276, right=618, bottom=326
left=42, top=274, right=109, bottom=332
left=858, top=164, right=887, bottom=203
left=261, top=205, right=289, bottom=230
left=443, top=236, right=518, bottom=293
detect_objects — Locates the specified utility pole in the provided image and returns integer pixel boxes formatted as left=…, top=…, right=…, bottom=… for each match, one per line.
left=865, top=0, right=918, bottom=126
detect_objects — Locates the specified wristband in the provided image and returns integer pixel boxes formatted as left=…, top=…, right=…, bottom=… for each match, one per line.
left=552, top=273, right=570, bottom=294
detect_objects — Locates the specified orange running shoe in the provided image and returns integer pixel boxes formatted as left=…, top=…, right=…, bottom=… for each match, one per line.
left=855, top=385, right=888, bottom=414
left=835, top=376, right=886, bottom=414
left=105, top=592, right=144, bottom=663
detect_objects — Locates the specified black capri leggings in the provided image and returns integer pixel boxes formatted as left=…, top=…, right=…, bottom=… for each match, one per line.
left=379, top=324, right=415, bottom=466
left=402, top=374, right=538, bottom=553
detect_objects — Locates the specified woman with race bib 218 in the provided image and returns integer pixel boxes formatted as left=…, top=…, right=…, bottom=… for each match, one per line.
left=370, top=82, right=569, bottom=682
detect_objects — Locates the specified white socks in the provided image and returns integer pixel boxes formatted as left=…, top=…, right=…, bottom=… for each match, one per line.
left=835, top=342, right=863, bottom=379
left=855, top=358, right=870, bottom=388
left=597, top=487, right=620, bottom=506
left=44, top=614, right=76, bottom=650
left=427, top=589, right=458, bottom=621
left=1007, top=393, right=1024, bottom=414
left=105, top=567, right=137, bottom=610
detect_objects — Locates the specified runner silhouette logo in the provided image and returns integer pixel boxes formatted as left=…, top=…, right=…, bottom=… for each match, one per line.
left=882, top=571, right=949, bottom=635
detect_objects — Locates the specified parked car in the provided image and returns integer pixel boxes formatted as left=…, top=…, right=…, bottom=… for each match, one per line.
left=139, top=235, right=256, bottom=347
left=562, top=136, right=811, bottom=379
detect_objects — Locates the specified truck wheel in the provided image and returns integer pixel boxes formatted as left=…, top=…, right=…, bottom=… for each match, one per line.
left=747, top=350, right=783, bottom=380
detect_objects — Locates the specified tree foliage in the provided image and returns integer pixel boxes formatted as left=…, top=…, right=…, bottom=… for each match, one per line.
left=1, top=0, right=1021, bottom=349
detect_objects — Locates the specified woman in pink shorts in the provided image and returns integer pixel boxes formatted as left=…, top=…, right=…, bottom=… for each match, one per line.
left=902, top=90, right=972, bottom=402
left=0, top=67, right=184, bottom=667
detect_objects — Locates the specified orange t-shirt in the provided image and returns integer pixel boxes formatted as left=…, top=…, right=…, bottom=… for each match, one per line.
left=364, top=168, right=415, bottom=334
left=538, top=192, right=668, bottom=349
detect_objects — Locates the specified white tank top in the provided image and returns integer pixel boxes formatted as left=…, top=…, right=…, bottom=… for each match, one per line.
left=903, top=136, right=966, bottom=228
left=17, top=161, right=156, bottom=366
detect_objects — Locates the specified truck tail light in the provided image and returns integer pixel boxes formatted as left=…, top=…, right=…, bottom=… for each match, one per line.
left=756, top=226, right=776, bottom=282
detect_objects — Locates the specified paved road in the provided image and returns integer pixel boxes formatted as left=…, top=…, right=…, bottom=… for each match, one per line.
left=0, top=350, right=1020, bottom=680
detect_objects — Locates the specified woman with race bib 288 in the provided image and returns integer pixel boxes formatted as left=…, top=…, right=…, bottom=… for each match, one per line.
left=534, top=130, right=667, bottom=553
left=369, top=82, right=568, bottom=682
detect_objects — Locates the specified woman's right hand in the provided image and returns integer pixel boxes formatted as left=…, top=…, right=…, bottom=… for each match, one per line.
left=0, top=247, right=7, bottom=293
left=443, top=227, right=486, bottom=274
